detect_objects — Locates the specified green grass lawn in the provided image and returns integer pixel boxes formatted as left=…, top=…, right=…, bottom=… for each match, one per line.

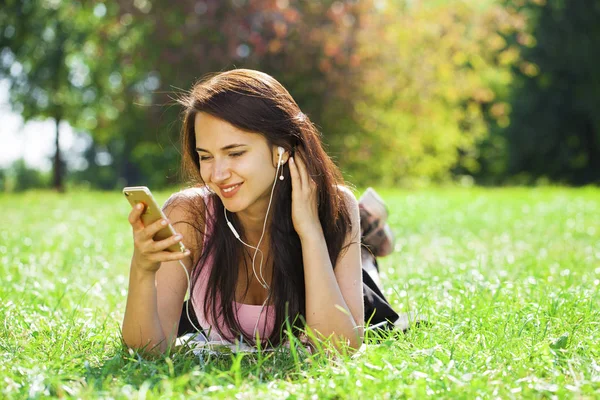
left=1, top=187, right=599, bottom=398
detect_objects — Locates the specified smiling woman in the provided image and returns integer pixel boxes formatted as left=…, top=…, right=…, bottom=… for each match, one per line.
left=121, top=69, right=365, bottom=354
left=193, top=114, right=280, bottom=213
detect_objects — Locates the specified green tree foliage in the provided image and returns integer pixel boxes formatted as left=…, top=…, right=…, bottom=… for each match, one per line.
left=112, top=0, right=366, bottom=187
left=500, top=0, right=600, bottom=185
left=0, top=168, right=5, bottom=191
left=0, top=0, right=152, bottom=190
left=1, top=1, right=94, bottom=190
left=332, top=1, right=525, bottom=186
left=121, top=0, right=525, bottom=188
left=1, top=0, right=533, bottom=189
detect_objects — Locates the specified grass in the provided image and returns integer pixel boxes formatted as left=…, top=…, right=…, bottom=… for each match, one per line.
left=1, top=186, right=599, bottom=398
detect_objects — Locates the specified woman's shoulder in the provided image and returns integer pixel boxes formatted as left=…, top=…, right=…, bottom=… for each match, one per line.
left=163, top=186, right=210, bottom=205
left=335, top=184, right=359, bottom=208
left=334, top=184, right=360, bottom=237
left=162, top=186, right=211, bottom=221
left=161, top=187, right=211, bottom=253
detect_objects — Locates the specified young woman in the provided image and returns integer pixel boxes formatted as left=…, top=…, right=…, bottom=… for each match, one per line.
left=121, top=69, right=365, bottom=354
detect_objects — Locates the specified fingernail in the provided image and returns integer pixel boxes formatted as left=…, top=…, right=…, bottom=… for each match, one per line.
left=290, top=157, right=295, bottom=163
left=137, top=204, right=143, bottom=209
left=175, top=234, right=182, bottom=240
left=161, top=220, right=167, bottom=226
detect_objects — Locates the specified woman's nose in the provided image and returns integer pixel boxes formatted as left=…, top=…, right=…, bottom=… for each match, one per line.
left=211, top=159, right=231, bottom=182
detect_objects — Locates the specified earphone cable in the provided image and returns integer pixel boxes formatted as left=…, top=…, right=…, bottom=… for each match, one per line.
left=222, top=147, right=284, bottom=345
left=177, top=259, right=229, bottom=345
left=224, top=207, right=267, bottom=288
left=253, top=155, right=282, bottom=289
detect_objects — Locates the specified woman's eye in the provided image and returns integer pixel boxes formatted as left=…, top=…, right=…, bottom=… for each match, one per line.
left=229, top=151, right=245, bottom=158
left=199, top=155, right=212, bottom=161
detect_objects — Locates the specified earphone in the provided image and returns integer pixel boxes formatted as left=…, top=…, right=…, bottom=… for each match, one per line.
left=175, top=146, right=285, bottom=347
left=224, top=145, right=284, bottom=289
left=224, top=145, right=286, bottom=340
left=278, top=146, right=285, bottom=180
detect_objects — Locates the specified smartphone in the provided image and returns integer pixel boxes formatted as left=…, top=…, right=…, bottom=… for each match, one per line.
left=122, top=186, right=187, bottom=253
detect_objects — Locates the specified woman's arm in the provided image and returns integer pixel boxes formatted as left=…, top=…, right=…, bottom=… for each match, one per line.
left=289, top=156, right=364, bottom=351
left=121, top=191, right=202, bottom=354
left=301, top=189, right=364, bottom=350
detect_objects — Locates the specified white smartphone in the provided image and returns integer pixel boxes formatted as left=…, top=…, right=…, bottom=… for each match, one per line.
left=122, top=186, right=187, bottom=253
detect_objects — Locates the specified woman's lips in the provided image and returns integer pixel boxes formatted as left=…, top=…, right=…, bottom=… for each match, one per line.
left=219, top=183, right=243, bottom=198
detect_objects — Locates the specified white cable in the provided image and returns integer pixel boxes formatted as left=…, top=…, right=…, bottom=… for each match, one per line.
left=223, top=151, right=283, bottom=344
left=254, top=156, right=282, bottom=289
left=224, top=207, right=267, bottom=288
left=224, top=152, right=282, bottom=290
left=224, top=201, right=272, bottom=345
left=177, top=259, right=230, bottom=345
left=250, top=153, right=283, bottom=343
left=253, top=291, right=271, bottom=344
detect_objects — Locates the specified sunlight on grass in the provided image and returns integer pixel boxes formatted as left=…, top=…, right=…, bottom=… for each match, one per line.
left=1, top=187, right=599, bottom=398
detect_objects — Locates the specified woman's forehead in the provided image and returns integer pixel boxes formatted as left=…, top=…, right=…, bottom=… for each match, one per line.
left=194, top=112, right=266, bottom=150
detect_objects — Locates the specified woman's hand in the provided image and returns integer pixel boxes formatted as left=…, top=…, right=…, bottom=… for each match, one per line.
left=289, top=153, right=323, bottom=240
left=128, top=203, right=191, bottom=273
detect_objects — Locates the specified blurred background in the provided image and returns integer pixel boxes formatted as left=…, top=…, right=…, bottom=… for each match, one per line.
left=0, top=0, right=598, bottom=192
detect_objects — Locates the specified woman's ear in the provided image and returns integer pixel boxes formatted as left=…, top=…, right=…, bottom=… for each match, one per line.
left=275, top=146, right=290, bottom=166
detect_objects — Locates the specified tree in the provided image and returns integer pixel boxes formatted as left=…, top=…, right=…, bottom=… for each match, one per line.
left=0, top=0, right=149, bottom=191
left=2, top=1, right=80, bottom=190
left=333, top=1, right=524, bottom=186
left=114, top=0, right=369, bottom=186
left=501, top=0, right=600, bottom=185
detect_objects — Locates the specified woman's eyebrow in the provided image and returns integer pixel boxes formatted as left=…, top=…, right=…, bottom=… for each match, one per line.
left=195, top=144, right=248, bottom=152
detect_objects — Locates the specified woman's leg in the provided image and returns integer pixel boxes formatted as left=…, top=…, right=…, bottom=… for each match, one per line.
left=362, top=253, right=399, bottom=329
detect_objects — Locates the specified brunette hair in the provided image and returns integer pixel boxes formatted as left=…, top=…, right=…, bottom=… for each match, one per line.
left=178, top=69, right=352, bottom=346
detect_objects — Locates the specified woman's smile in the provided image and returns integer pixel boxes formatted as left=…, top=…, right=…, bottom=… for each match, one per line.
left=218, top=182, right=243, bottom=198
left=195, top=112, right=282, bottom=215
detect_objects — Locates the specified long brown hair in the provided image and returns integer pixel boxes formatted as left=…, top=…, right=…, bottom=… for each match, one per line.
left=178, top=69, right=352, bottom=346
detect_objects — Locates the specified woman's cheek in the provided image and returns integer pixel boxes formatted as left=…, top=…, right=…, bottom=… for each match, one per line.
left=199, top=164, right=210, bottom=182
left=234, top=159, right=255, bottom=177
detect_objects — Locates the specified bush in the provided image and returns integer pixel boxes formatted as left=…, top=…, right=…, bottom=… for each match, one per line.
left=2, top=159, right=50, bottom=192
left=330, top=1, right=524, bottom=186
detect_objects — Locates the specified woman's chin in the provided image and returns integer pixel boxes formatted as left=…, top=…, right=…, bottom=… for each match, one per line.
left=221, top=198, right=247, bottom=213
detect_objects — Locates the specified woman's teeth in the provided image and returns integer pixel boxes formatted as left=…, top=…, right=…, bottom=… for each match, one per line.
left=223, top=184, right=241, bottom=193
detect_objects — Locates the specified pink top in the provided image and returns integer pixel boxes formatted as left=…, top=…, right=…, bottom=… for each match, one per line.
left=191, top=193, right=276, bottom=342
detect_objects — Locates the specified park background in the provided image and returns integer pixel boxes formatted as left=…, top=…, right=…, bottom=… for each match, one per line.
left=1, top=0, right=599, bottom=191
left=1, top=0, right=599, bottom=398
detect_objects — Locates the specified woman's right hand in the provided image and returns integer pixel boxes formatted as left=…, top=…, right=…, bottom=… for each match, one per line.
left=128, top=203, right=191, bottom=273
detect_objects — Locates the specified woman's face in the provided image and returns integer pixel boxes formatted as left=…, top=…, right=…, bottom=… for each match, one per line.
left=194, top=112, right=280, bottom=214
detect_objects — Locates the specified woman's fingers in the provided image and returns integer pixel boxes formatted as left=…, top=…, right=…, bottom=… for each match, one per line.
left=288, top=152, right=321, bottom=238
left=294, top=152, right=316, bottom=194
left=128, top=203, right=146, bottom=232
left=146, top=249, right=191, bottom=263
left=297, top=155, right=308, bottom=183
left=289, top=156, right=302, bottom=190
left=295, top=152, right=310, bottom=187
left=148, top=233, right=184, bottom=253
left=128, top=204, right=189, bottom=272
left=136, top=230, right=190, bottom=257
left=142, top=217, right=170, bottom=240
left=133, top=217, right=177, bottom=252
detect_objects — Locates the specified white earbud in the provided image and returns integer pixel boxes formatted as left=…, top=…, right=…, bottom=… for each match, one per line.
left=277, top=146, right=285, bottom=180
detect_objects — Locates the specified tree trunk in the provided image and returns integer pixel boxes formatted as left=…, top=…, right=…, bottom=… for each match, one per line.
left=53, top=117, right=64, bottom=192
left=583, top=118, right=600, bottom=185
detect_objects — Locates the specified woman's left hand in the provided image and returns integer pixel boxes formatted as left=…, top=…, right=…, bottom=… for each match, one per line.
left=289, top=153, right=323, bottom=240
